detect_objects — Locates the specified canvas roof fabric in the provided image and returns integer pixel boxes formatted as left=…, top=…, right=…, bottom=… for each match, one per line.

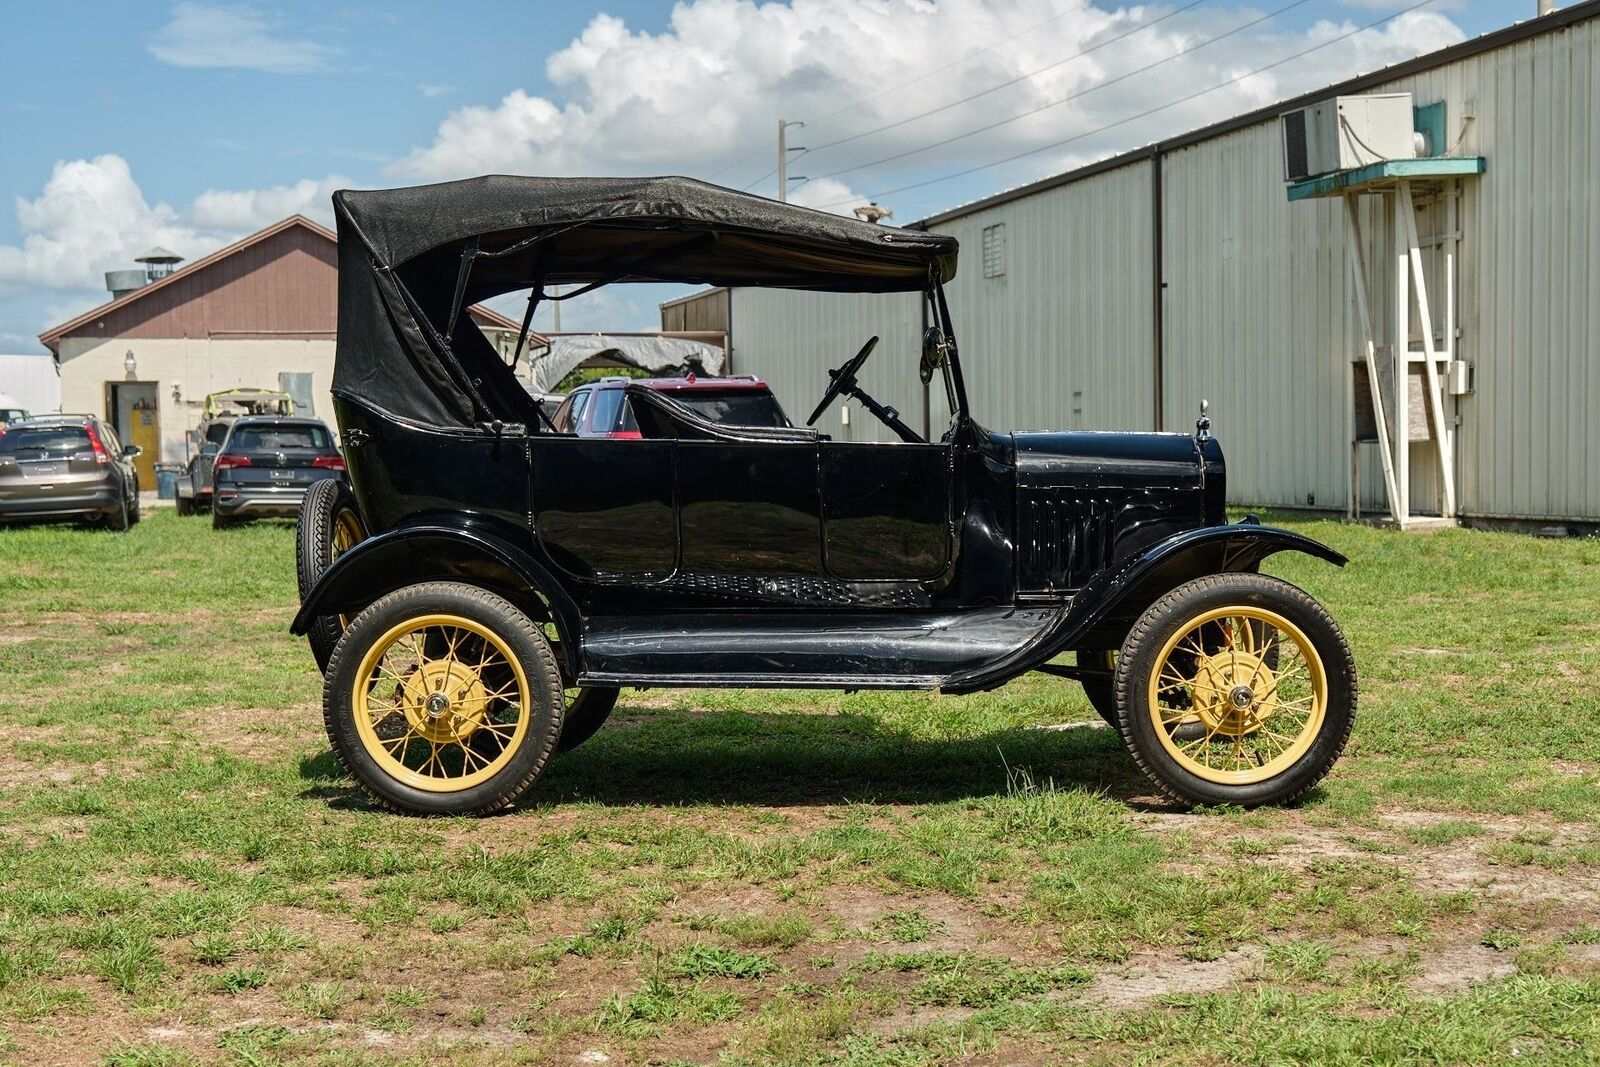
left=331, top=175, right=959, bottom=427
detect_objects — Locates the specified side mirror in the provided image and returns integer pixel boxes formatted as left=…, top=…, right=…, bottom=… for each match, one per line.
left=201, top=442, right=220, bottom=456
left=123, top=444, right=143, bottom=459
left=920, top=326, right=947, bottom=385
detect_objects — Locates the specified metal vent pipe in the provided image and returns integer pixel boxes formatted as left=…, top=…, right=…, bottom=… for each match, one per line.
left=1539, top=1, right=1557, bottom=15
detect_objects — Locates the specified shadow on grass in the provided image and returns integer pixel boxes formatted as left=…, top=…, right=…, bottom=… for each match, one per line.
left=298, top=707, right=1157, bottom=812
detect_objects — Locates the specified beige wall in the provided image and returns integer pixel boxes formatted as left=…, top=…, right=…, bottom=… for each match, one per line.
left=57, top=336, right=337, bottom=464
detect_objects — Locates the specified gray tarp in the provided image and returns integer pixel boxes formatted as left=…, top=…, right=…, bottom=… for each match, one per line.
left=527, top=335, right=726, bottom=393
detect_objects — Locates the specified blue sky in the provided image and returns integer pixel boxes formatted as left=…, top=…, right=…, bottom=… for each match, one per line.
left=0, top=1, right=1525, bottom=349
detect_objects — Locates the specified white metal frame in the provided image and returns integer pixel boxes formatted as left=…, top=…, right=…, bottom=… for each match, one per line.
left=1343, top=179, right=1459, bottom=527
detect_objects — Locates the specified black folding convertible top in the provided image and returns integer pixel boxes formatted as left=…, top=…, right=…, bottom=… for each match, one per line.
left=332, top=175, right=959, bottom=427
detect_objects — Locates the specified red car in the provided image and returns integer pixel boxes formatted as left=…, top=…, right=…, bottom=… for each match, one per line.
left=549, top=375, right=792, bottom=438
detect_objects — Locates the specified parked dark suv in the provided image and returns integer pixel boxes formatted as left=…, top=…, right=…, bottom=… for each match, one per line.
left=211, top=416, right=346, bottom=528
left=551, top=375, right=792, bottom=438
left=0, top=415, right=142, bottom=530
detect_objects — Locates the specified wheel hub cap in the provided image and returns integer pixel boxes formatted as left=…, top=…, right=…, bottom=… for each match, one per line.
left=1191, top=650, right=1278, bottom=735
left=401, top=660, right=489, bottom=744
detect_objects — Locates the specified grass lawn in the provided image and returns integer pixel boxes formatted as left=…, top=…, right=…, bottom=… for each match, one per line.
left=1, top=509, right=1598, bottom=1065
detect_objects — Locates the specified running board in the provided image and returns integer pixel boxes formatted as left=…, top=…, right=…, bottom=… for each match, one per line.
left=577, top=607, right=1061, bottom=690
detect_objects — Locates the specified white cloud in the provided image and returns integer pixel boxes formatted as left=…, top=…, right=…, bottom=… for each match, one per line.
left=388, top=0, right=1464, bottom=214
left=188, top=175, right=348, bottom=231
left=148, top=3, right=339, bottom=74
left=0, top=155, right=349, bottom=321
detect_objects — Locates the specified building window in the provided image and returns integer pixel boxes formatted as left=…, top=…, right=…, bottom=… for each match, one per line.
left=982, top=223, right=1006, bottom=278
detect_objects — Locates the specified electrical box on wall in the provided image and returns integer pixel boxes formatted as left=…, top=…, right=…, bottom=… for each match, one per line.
left=1282, top=93, right=1418, bottom=181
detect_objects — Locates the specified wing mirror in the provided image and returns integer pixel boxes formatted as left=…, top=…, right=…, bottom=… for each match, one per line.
left=920, top=326, right=948, bottom=385
left=123, top=444, right=143, bottom=459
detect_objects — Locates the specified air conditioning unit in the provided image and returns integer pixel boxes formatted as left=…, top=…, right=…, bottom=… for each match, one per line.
left=1282, top=93, right=1418, bottom=182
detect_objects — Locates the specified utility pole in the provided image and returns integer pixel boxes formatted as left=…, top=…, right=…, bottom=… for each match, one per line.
left=778, top=119, right=806, bottom=202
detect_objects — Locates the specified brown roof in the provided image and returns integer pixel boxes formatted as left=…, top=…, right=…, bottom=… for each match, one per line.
left=40, top=214, right=533, bottom=354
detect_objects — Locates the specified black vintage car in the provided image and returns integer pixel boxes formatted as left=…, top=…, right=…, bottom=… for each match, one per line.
left=292, top=176, right=1355, bottom=817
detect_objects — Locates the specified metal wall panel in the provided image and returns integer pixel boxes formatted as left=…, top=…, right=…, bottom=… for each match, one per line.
left=728, top=14, right=1600, bottom=520
left=1162, top=19, right=1600, bottom=520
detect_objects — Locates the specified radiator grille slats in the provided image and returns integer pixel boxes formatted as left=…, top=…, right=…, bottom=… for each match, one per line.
left=1017, top=492, right=1115, bottom=592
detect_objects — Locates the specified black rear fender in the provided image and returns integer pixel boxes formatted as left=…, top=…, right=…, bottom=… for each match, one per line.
left=942, top=523, right=1345, bottom=694
left=289, top=522, right=581, bottom=678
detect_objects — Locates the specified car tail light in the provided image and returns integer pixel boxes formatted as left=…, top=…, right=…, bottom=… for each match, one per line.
left=213, top=453, right=252, bottom=470
left=607, top=430, right=643, bottom=440
left=312, top=455, right=347, bottom=470
left=83, top=422, right=111, bottom=464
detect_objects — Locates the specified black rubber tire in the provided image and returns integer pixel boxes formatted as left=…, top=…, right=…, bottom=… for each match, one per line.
left=211, top=510, right=234, bottom=530
left=322, top=582, right=565, bottom=816
left=1113, top=573, right=1356, bottom=808
left=556, top=686, right=620, bottom=752
left=297, top=479, right=365, bottom=673
left=106, top=496, right=130, bottom=532
left=175, top=493, right=193, bottom=517
left=1075, top=650, right=1118, bottom=726
left=127, top=482, right=140, bottom=526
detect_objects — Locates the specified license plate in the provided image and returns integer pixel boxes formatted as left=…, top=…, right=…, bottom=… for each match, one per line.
left=269, top=469, right=294, bottom=480
left=29, top=463, right=62, bottom=476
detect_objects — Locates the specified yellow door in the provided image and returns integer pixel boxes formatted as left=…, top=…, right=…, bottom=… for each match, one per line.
left=129, top=402, right=159, bottom=488
left=110, top=382, right=160, bottom=489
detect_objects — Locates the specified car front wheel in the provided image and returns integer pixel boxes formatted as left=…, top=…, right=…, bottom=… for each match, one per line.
left=1113, top=573, right=1355, bottom=808
left=322, top=582, right=564, bottom=816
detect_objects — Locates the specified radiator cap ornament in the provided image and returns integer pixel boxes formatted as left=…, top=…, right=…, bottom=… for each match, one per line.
left=1195, top=399, right=1212, bottom=442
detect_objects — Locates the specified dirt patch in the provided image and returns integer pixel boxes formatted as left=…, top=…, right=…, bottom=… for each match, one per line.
left=1079, top=946, right=1260, bottom=1008
left=1410, top=937, right=1518, bottom=994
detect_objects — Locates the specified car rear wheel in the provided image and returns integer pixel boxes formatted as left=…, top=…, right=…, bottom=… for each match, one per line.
left=1113, top=573, right=1355, bottom=808
left=557, top=686, right=620, bottom=752
left=322, top=582, right=564, bottom=816
left=106, top=497, right=130, bottom=532
left=297, top=478, right=366, bottom=673
left=175, top=493, right=193, bottom=517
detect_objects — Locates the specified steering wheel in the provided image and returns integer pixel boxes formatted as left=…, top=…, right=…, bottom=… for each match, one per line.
left=806, top=336, right=879, bottom=427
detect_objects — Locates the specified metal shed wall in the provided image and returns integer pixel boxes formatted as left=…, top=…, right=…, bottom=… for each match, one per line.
left=1162, top=17, right=1600, bottom=521
left=724, top=7, right=1600, bottom=520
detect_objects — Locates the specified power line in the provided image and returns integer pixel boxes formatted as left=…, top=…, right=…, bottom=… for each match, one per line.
left=816, top=0, right=1439, bottom=210
left=805, top=0, right=1316, bottom=185
left=805, top=0, right=1214, bottom=156
left=806, top=0, right=1190, bottom=129
left=707, top=0, right=1216, bottom=193
left=705, top=142, right=772, bottom=183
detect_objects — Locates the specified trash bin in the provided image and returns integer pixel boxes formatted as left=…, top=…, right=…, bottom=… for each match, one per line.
left=154, top=463, right=183, bottom=500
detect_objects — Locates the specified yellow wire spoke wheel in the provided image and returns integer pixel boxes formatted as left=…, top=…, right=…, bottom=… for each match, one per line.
left=351, top=613, right=531, bottom=793
left=332, top=507, right=364, bottom=555
left=330, top=506, right=364, bottom=628
left=1147, top=605, right=1326, bottom=786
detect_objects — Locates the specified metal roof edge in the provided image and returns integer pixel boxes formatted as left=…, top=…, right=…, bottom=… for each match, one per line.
left=914, top=1, right=1600, bottom=230
left=659, top=287, right=729, bottom=310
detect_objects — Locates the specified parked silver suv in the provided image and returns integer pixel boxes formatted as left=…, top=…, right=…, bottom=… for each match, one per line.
left=0, top=416, right=142, bottom=530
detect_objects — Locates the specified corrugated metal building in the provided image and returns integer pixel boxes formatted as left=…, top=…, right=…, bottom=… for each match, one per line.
left=693, top=3, right=1600, bottom=527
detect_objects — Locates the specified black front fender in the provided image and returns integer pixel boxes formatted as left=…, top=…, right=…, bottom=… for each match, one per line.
left=942, top=522, right=1345, bottom=694
left=289, top=520, right=581, bottom=676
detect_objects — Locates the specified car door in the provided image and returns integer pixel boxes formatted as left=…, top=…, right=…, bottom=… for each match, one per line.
left=819, top=441, right=954, bottom=582
left=675, top=437, right=823, bottom=578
